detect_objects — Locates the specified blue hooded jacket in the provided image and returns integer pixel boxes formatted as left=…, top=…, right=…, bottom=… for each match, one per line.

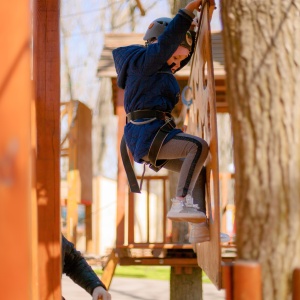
left=113, top=9, right=194, bottom=163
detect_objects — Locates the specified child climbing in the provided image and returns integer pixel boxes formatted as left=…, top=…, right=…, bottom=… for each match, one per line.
left=113, top=0, right=211, bottom=243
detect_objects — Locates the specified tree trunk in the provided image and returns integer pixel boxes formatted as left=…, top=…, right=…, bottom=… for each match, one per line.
left=221, top=1, right=300, bottom=299
left=170, top=267, right=202, bottom=300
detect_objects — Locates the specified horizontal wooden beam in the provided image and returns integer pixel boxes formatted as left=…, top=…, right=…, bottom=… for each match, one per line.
left=119, top=257, right=198, bottom=266
left=117, top=243, right=194, bottom=249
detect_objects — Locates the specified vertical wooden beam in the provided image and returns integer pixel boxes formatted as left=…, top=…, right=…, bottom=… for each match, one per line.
left=163, top=178, right=167, bottom=243
left=233, top=261, right=262, bottom=300
left=222, top=263, right=233, bottom=300
left=223, top=261, right=262, bottom=300
left=33, top=0, right=61, bottom=298
left=220, top=173, right=230, bottom=234
left=0, top=1, right=38, bottom=299
left=66, top=101, right=78, bottom=244
left=85, top=204, right=93, bottom=252
left=66, top=170, right=81, bottom=244
left=94, top=178, right=100, bottom=254
left=116, top=87, right=126, bottom=246
left=146, top=179, right=150, bottom=243
left=128, top=191, right=135, bottom=243
left=67, top=100, right=93, bottom=250
left=292, top=268, right=300, bottom=300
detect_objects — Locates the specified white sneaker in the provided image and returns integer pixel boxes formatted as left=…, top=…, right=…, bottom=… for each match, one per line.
left=189, top=222, right=210, bottom=243
left=167, top=196, right=207, bottom=223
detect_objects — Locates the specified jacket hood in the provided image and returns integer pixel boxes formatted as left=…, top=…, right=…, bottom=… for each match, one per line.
left=112, top=45, right=144, bottom=89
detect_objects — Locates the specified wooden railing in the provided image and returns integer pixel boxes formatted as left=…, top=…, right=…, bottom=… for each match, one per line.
left=117, top=172, right=235, bottom=248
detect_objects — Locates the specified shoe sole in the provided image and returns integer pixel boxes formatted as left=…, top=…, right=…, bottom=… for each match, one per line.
left=167, top=213, right=207, bottom=223
left=189, top=235, right=210, bottom=244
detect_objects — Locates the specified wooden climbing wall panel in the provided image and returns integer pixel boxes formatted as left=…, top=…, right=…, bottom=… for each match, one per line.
left=186, top=1, right=221, bottom=288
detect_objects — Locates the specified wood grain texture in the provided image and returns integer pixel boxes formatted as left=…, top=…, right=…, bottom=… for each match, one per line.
left=221, top=0, right=300, bottom=299
left=33, top=0, right=61, bottom=298
left=186, top=0, right=222, bottom=289
left=0, top=1, right=38, bottom=299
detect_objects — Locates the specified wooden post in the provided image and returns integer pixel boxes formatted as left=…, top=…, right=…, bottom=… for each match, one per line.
left=222, top=263, right=234, bottom=300
left=223, top=261, right=262, bottom=300
left=66, top=170, right=81, bottom=244
left=85, top=204, right=93, bottom=252
left=101, top=249, right=119, bottom=289
left=0, top=1, right=38, bottom=299
left=33, top=0, right=61, bottom=298
left=116, top=87, right=127, bottom=246
left=233, top=261, right=262, bottom=300
left=67, top=100, right=93, bottom=251
left=170, top=266, right=203, bottom=300
left=66, top=101, right=79, bottom=244
left=292, top=268, right=300, bottom=300
left=220, top=173, right=229, bottom=234
left=94, top=177, right=101, bottom=254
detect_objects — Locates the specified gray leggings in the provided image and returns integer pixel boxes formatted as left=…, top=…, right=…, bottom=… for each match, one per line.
left=143, top=133, right=209, bottom=209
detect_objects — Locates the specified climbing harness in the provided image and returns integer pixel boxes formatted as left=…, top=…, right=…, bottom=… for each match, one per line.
left=120, top=109, right=175, bottom=193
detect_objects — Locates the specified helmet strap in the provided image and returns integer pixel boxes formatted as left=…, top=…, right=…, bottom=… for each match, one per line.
left=168, top=62, right=176, bottom=69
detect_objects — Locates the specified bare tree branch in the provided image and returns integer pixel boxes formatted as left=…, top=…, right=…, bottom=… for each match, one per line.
left=135, top=0, right=146, bottom=15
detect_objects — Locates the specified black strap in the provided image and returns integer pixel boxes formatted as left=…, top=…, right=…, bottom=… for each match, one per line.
left=120, top=136, right=141, bottom=193
left=148, top=119, right=175, bottom=168
left=127, top=110, right=172, bottom=123
left=121, top=111, right=175, bottom=194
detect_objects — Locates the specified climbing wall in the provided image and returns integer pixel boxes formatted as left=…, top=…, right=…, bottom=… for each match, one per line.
left=185, top=0, right=222, bottom=288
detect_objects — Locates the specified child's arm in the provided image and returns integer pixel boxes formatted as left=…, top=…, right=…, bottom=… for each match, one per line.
left=142, top=10, right=194, bottom=75
left=185, top=0, right=202, bottom=13
left=141, top=1, right=201, bottom=75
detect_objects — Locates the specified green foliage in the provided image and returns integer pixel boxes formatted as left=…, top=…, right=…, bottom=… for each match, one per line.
left=94, top=265, right=212, bottom=283
left=95, top=265, right=170, bottom=280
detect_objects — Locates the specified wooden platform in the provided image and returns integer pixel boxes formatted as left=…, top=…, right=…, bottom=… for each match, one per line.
left=100, top=244, right=236, bottom=289
left=117, top=245, right=198, bottom=267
